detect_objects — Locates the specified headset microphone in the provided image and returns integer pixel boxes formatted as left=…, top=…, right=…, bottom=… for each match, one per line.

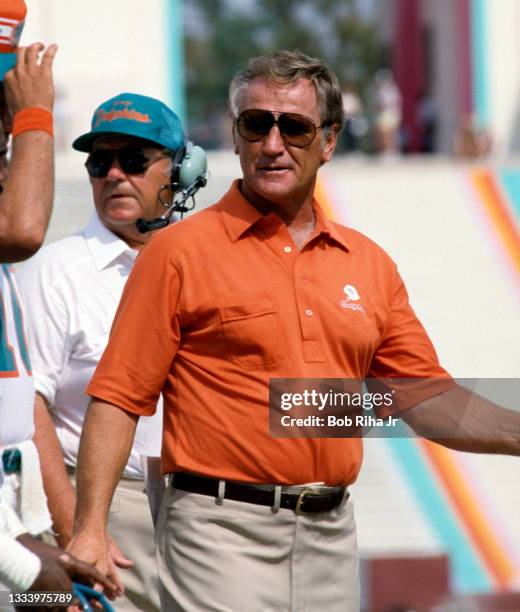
left=136, top=143, right=208, bottom=234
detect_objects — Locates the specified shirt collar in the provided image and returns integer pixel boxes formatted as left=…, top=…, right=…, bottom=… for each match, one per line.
left=218, top=180, right=264, bottom=242
left=218, top=180, right=349, bottom=251
left=313, top=203, right=350, bottom=252
left=83, top=214, right=138, bottom=271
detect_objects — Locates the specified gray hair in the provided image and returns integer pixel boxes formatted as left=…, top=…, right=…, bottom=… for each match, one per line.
left=229, top=50, right=344, bottom=134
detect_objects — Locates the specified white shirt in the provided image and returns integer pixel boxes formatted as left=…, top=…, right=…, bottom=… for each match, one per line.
left=0, top=265, right=34, bottom=447
left=17, top=214, right=163, bottom=478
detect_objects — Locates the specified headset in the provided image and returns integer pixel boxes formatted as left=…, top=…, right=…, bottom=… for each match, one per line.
left=136, top=140, right=209, bottom=233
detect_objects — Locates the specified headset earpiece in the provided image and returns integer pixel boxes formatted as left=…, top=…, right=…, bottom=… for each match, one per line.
left=171, top=141, right=208, bottom=189
left=178, top=142, right=208, bottom=188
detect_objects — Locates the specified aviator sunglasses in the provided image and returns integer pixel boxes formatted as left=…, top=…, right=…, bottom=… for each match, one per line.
left=85, top=147, right=167, bottom=178
left=236, top=109, right=325, bottom=148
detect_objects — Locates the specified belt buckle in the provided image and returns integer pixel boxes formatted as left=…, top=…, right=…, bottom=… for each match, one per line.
left=295, top=487, right=321, bottom=515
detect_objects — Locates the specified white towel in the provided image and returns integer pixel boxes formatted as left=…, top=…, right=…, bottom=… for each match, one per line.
left=0, top=440, right=51, bottom=535
left=0, top=497, right=27, bottom=538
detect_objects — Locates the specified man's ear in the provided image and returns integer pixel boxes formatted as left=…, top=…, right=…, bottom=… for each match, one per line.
left=320, top=124, right=339, bottom=165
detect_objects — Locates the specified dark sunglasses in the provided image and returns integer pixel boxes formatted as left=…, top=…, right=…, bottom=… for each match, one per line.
left=85, top=148, right=166, bottom=178
left=236, top=109, right=324, bottom=148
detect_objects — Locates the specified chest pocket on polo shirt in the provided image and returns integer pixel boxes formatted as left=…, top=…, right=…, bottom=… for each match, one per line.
left=219, top=296, right=285, bottom=368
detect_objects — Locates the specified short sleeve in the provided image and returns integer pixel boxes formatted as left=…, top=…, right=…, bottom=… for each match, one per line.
left=87, top=235, right=181, bottom=415
left=369, top=266, right=448, bottom=379
left=367, top=266, right=454, bottom=416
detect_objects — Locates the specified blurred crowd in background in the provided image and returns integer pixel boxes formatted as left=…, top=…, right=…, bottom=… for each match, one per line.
left=182, top=0, right=494, bottom=160
left=339, top=68, right=492, bottom=158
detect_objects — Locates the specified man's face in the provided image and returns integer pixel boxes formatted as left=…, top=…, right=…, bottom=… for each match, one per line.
left=234, top=77, right=337, bottom=209
left=89, top=135, right=171, bottom=242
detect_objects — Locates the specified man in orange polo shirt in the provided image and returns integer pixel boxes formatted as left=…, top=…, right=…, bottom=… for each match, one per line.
left=68, top=51, right=520, bottom=611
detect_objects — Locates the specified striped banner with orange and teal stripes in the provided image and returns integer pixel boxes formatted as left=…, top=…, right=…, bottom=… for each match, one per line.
left=316, top=168, right=520, bottom=593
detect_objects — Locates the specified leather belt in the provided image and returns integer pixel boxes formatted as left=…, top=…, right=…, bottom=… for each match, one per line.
left=171, top=472, right=348, bottom=514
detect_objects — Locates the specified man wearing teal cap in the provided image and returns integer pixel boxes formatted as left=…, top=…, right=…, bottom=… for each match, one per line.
left=18, top=92, right=190, bottom=611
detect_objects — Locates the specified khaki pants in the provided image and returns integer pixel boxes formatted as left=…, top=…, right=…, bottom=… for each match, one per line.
left=156, top=487, right=359, bottom=612
left=68, top=472, right=160, bottom=612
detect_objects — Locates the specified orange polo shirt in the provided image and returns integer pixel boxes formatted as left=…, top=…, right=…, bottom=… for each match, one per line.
left=87, top=181, right=449, bottom=486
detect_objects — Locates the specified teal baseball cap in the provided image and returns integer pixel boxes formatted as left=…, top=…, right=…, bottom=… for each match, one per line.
left=72, top=92, right=185, bottom=152
left=0, top=0, right=27, bottom=80
left=0, top=54, right=16, bottom=80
